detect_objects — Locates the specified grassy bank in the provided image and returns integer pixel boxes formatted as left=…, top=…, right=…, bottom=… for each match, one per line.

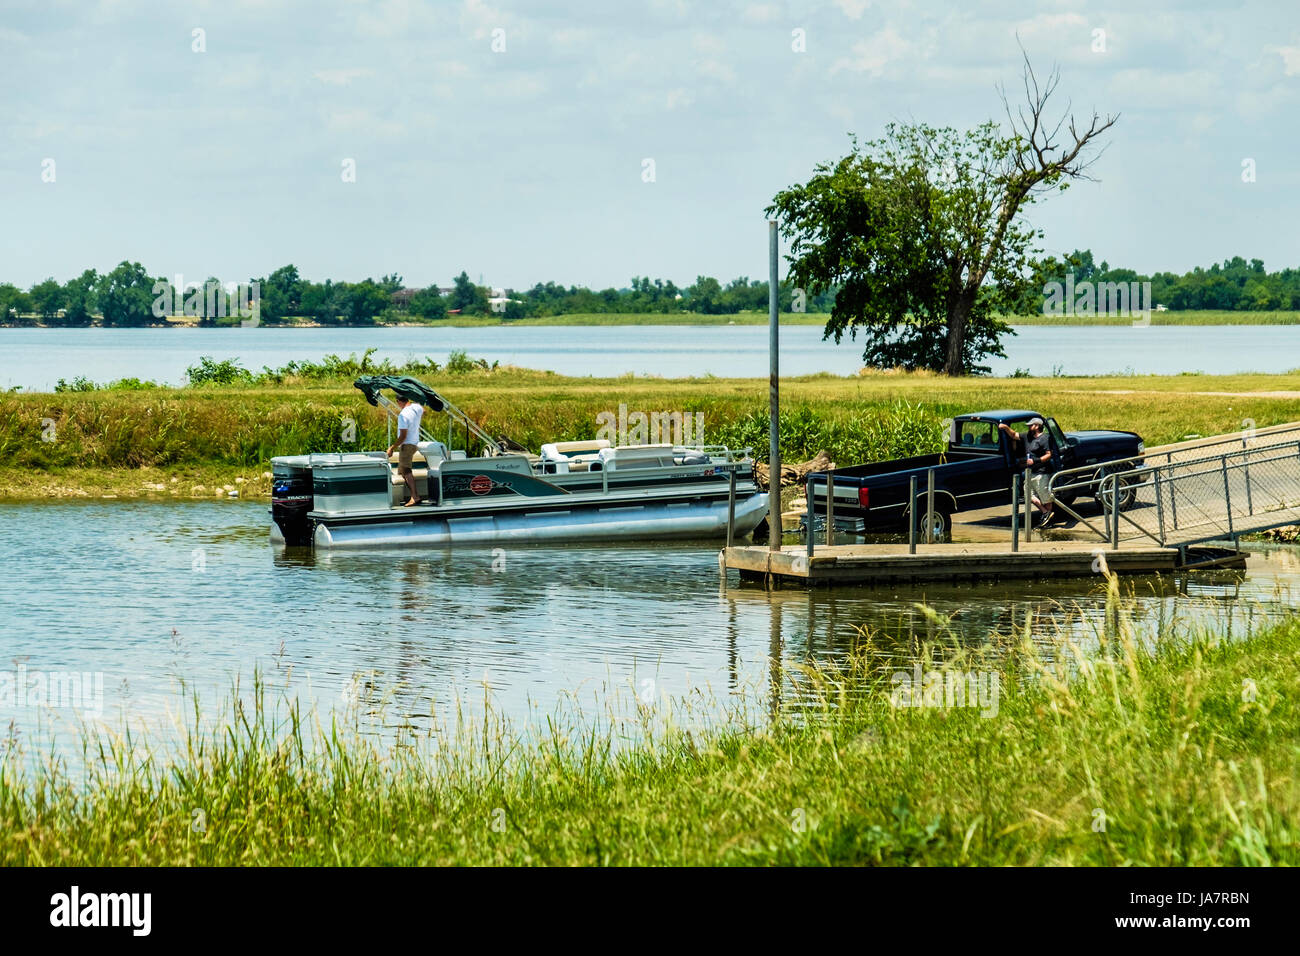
left=3, top=589, right=1296, bottom=865
left=5, top=365, right=1300, bottom=499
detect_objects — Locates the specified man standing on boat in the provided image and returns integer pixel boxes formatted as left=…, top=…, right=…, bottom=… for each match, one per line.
left=387, top=395, right=424, bottom=506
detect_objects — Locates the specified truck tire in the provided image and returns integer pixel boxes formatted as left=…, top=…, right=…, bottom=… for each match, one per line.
left=915, top=497, right=955, bottom=541
left=1095, top=463, right=1137, bottom=512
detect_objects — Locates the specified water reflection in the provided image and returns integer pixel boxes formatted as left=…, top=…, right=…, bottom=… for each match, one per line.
left=0, top=501, right=1297, bottom=765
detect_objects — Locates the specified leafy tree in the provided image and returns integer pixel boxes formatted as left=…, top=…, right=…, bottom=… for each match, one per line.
left=99, top=261, right=158, bottom=327
left=194, top=276, right=228, bottom=325
left=341, top=279, right=388, bottom=324
left=29, top=277, right=64, bottom=322
left=60, top=269, right=98, bottom=326
left=770, top=54, right=1116, bottom=374
left=258, top=264, right=304, bottom=324
left=0, top=283, right=34, bottom=325
left=686, top=276, right=724, bottom=314
left=409, top=285, right=447, bottom=320
left=299, top=280, right=347, bottom=323
left=449, top=271, right=489, bottom=314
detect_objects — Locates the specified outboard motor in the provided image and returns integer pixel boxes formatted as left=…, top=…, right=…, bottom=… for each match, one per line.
left=270, top=459, right=315, bottom=547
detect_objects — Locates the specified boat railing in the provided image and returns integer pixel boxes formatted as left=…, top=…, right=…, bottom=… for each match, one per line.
left=694, top=444, right=753, bottom=464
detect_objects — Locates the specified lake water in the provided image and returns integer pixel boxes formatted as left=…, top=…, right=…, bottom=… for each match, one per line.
left=2, top=499, right=1298, bottom=765
left=3, top=324, right=1300, bottom=390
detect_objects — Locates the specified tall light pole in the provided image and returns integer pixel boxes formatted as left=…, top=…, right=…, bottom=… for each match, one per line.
left=768, top=220, right=780, bottom=552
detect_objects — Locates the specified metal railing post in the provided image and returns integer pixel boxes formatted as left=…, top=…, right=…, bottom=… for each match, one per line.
left=1243, top=456, right=1253, bottom=515
left=1153, top=470, right=1166, bottom=546
left=1109, top=476, right=1120, bottom=550
left=805, top=478, right=814, bottom=558
left=726, top=466, right=736, bottom=549
left=825, top=471, right=834, bottom=547
left=1169, top=469, right=1179, bottom=530
left=908, top=475, right=918, bottom=554
left=1011, top=478, right=1019, bottom=552
left=1222, top=456, right=1233, bottom=537
left=1024, top=470, right=1034, bottom=543
left=926, top=467, right=936, bottom=543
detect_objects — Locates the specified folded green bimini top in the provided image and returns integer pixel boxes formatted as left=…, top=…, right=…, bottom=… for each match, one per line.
left=353, top=375, right=447, bottom=412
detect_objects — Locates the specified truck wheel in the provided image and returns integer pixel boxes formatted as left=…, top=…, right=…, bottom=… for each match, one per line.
left=1096, top=464, right=1137, bottom=512
left=915, top=498, right=954, bottom=541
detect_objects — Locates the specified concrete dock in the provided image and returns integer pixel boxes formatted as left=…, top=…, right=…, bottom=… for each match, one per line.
left=722, top=540, right=1244, bottom=587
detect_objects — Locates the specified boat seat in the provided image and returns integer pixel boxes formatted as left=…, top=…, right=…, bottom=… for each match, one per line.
left=540, top=439, right=611, bottom=461
left=597, top=444, right=676, bottom=470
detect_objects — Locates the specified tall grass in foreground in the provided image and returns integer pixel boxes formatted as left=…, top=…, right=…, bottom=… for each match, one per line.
left=2, top=581, right=1296, bottom=866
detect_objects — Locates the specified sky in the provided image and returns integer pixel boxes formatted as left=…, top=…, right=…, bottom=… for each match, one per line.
left=2, top=0, right=1298, bottom=291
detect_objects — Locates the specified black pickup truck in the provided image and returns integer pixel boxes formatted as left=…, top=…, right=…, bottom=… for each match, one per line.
left=805, top=410, right=1143, bottom=538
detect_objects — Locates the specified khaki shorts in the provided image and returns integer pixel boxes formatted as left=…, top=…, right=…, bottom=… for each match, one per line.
left=398, top=443, right=417, bottom=474
left=1029, top=472, right=1055, bottom=505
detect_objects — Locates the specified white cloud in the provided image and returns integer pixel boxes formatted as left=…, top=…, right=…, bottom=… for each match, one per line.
left=742, top=3, right=780, bottom=23
left=312, top=68, right=373, bottom=86
left=832, top=27, right=911, bottom=77
left=354, top=0, right=425, bottom=39
left=834, top=0, right=872, bottom=19
left=665, top=87, right=694, bottom=110
left=1272, top=44, right=1300, bottom=76
left=461, top=0, right=509, bottom=40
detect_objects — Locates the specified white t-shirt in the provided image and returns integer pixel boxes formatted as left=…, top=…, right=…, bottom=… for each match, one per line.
left=397, top=403, right=423, bottom=445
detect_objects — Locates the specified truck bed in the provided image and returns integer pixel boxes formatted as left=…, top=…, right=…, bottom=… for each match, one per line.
left=830, top=448, right=1000, bottom=480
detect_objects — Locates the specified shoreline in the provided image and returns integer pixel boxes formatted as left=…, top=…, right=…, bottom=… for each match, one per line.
left=3, top=308, right=1300, bottom=330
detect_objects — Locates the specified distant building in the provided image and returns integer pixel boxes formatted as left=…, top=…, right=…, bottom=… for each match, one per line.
left=391, top=288, right=419, bottom=310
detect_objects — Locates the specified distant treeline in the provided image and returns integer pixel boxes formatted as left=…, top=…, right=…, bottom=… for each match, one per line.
left=0, top=264, right=834, bottom=327
left=2, top=251, right=1298, bottom=326
left=1012, top=250, right=1300, bottom=313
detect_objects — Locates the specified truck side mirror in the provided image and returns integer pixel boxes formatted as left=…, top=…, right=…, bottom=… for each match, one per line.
left=1067, top=437, right=1079, bottom=447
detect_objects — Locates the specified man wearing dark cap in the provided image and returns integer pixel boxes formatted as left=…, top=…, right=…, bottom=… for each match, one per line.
left=1023, top=417, right=1056, bottom=527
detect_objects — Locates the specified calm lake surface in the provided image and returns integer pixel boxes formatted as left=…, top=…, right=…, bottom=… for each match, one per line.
left=3, top=325, right=1300, bottom=389
left=2, top=500, right=1298, bottom=763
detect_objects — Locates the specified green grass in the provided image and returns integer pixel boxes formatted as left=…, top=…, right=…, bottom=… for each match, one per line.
left=6, top=364, right=1300, bottom=498
left=3, top=583, right=1296, bottom=865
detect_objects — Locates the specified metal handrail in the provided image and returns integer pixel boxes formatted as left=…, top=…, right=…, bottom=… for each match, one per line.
left=1050, top=424, right=1300, bottom=496
left=1096, top=440, right=1300, bottom=549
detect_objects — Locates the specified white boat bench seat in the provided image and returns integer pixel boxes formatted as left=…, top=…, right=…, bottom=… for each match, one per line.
left=540, top=439, right=611, bottom=460
left=597, top=444, right=676, bottom=470
left=540, top=439, right=610, bottom=474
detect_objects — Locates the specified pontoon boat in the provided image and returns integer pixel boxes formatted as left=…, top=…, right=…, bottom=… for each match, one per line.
left=269, top=376, right=768, bottom=549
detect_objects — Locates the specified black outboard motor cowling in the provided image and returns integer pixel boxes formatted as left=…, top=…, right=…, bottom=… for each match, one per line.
left=271, top=463, right=315, bottom=547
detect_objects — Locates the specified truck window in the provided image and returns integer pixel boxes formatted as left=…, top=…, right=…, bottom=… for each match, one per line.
left=956, top=420, right=998, bottom=448
left=1046, top=418, right=1068, bottom=450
